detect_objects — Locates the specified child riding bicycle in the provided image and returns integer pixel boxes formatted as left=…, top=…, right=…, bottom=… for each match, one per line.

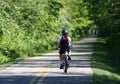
left=57, top=28, right=72, bottom=69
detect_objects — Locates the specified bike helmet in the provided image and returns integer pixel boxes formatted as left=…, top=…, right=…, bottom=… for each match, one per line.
left=62, top=29, right=68, bottom=35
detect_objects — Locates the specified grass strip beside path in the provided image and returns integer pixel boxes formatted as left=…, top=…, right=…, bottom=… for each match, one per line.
left=91, top=38, right=120, bottom=84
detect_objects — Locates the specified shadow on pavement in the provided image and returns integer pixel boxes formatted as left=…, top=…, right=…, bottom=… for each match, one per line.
left=0, top=75, right=92, bottom=84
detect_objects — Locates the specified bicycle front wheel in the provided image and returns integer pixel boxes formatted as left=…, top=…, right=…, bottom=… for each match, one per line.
left=64, top=59, right=68, bottom=73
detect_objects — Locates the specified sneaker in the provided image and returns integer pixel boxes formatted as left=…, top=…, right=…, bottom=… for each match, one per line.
left=60, top=63, right=64, bottom=69
left=68, top=56, right=71, bottom=60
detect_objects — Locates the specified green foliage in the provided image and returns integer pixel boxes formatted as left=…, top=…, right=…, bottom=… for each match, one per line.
left=83, top=0, right=120, bottom=60
left=47, top=0, right=63, bottom=18
left=0, top=0, right=93, bottom=64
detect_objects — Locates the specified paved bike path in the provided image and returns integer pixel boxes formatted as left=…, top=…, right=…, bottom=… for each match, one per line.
left=0, top=37, right=96, bottom=84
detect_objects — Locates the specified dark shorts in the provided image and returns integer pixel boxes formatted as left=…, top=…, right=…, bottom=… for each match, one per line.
left=59, top=46, right=70, bottom=54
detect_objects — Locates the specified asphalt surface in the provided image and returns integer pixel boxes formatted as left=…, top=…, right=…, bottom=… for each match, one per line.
left=0, top=37, right=96, bottom=84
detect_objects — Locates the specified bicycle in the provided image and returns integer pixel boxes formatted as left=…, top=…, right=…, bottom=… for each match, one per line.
left=60, top=53, right=70, bottom=73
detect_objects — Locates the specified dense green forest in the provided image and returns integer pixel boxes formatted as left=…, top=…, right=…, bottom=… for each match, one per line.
left=0, top=0, right=94, bottom=64
left=84, top=0, right=120, bottom=70
left=0, top=0, right=119, bottom=66
left=85, top=0, right=120, bottom=51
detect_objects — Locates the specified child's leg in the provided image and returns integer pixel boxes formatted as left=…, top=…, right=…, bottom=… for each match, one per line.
left=59, top=50, right=64, bottom=69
